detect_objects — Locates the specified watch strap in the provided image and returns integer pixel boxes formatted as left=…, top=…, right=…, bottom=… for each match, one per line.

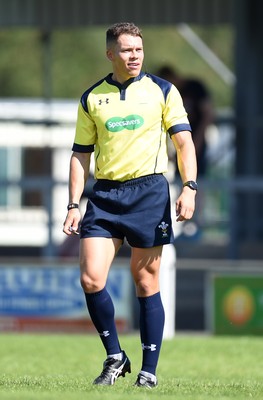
left=67, top=203, right=79, bottom=210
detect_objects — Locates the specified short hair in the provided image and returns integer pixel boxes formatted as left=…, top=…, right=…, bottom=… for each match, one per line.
left=106, top=22, right=143, bottom=48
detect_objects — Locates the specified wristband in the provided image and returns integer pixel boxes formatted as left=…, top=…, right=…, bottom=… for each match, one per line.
left=67, top=203, right=79, bottom=211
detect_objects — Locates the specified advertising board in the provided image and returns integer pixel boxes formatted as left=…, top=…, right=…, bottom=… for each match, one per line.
left=212, top=275, right=263, bottom=334
left=0, top=261, right=132, bottom=333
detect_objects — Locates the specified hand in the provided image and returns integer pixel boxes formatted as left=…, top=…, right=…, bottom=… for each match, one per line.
left=63, top=209, right=81, bottom=235
left=176, top=188, right=196, bottom=222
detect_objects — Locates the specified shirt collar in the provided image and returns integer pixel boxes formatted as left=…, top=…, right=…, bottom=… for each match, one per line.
left=105, top=72, right=145, bottom=89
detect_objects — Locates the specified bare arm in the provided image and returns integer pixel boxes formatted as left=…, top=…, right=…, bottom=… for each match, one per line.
left=63, top=152, right=91, bottom=235
left=171, top=131, right=197, bottom=221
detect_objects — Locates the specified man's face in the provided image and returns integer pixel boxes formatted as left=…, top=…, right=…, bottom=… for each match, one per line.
left=107, top=34, right=144, bottom=83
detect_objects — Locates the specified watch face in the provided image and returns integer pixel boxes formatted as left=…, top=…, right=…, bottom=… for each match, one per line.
left=189, top=181, right=198, bottom=190
left=184, top=181, right=198, bottom=190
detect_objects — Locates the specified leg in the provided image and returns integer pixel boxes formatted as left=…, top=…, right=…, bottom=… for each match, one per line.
left=80, top=236, right=121, bottom=293
left=80, top=237, right=122, bottom=354
left=80, top=237, right=131, bottom=385
left=130, top=245, right=163, bottom=297
left=131, top=246, right=165, bottom=387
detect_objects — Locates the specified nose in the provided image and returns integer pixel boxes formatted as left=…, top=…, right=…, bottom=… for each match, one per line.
left=131, top=49, right=138, bottom=58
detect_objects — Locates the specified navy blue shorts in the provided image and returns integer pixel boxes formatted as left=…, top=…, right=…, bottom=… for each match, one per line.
left=80, top=174, right=174, bottom=248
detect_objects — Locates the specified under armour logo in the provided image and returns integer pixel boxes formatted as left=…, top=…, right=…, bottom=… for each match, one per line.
left=142, top=343, right=157, bottom=351
left=99, top=330, right=110, bottom=337
left=98, top=98, right=109, bottom=105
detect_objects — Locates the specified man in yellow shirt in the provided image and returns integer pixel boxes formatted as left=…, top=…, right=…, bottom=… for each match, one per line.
left=63, top=22, right=197, bottom=388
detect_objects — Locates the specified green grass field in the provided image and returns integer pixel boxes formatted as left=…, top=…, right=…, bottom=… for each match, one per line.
left=1, top=334, right=263, bottom=400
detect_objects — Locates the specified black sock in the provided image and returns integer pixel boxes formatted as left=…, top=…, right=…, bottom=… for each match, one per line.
left=138, top=292, right=165, bottom=375
left=85, top=287, right=121, bottom=355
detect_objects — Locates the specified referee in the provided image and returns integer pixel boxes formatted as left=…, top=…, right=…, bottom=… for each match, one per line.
left=63, top=22, right=197, bottom=388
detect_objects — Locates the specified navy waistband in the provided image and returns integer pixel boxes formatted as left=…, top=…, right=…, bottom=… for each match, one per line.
left=94, top=174, right=164, bottom=189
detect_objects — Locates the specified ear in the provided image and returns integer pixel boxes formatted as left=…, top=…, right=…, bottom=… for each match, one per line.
left=106, top=49, right=114, bottom=62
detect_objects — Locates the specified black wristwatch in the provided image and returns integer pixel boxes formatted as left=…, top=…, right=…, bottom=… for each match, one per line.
left=183, top=181, right=198, bottom=191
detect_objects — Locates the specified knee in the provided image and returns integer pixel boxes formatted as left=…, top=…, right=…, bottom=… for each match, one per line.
left=136, top=281, right=151, bottom=297
left=80, top=272, right=102, bottom=293
left=134, top=276, right=158, bottom=297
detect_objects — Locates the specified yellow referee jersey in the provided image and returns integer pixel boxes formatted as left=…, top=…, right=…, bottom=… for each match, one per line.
left=73, top=72, right=191, bottom=181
